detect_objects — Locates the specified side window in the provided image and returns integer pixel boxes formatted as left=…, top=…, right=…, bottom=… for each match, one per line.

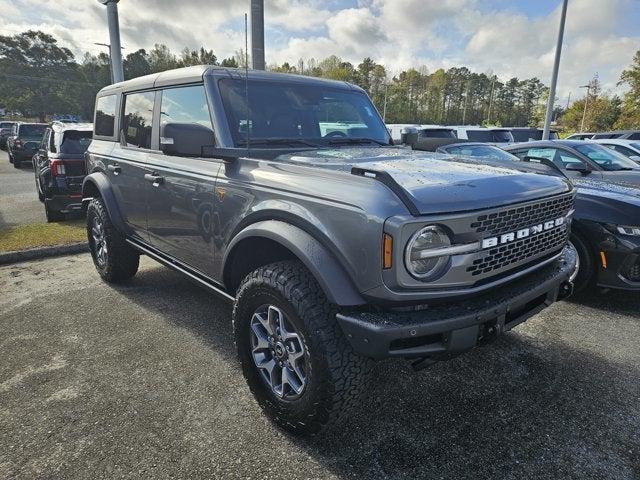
left=49, top=131, right=57, bottom=153
left=40, top=129, right=50, bottom=150
left=122, top=91, right=155, bottom=149
left=628, top=133, right=640, bottom=140
left=160, top=85, right=212, bottom=131
left=611, top=145, right=634, bottom=157
left=95, top=95, right=117, bottom=137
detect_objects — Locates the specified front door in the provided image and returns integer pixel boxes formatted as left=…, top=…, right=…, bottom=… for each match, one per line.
left=144, top=84, right=221, bottom=277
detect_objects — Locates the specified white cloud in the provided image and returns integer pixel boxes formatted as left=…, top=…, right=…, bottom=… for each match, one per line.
left=1, top=0, right=637, bottom=101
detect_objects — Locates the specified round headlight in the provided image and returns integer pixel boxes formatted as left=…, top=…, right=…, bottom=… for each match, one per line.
left=405, top=225, right=451, bottom=280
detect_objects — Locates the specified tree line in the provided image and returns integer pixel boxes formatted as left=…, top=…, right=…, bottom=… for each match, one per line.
left=0, top=30, right=638, bottom=132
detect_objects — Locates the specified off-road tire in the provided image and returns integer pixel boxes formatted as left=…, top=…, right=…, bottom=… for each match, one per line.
left=87, top=197, right=139, bottom=283
left=233, top=260, right=371, bottom=434
left=8, top=152, right=13, bottom=164
left=44, top=200, right=65, bottom=222
left=13, top=159, right=20, bottom=168
left=570, top=232, right=595, bottom=293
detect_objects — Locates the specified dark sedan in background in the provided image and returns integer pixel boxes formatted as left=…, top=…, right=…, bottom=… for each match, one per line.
left=0, top=121, right=16, bottom=149
left=436, top=142, right=640, bottom=293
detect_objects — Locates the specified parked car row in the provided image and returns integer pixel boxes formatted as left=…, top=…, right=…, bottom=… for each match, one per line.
left=387, top=124, right=562, bottom=145
left=3, top=120, right=93, bottom=222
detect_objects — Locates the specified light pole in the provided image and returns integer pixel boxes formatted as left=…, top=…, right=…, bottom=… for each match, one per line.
left=542, top=0, right=568, bottom=140
left=250, top=0, right=265, bottom=70
left=579, top=83, right=591, bottom=133
left=94, top=42, right=124, bottom=84
left=97, top=0, right=124, bottom=83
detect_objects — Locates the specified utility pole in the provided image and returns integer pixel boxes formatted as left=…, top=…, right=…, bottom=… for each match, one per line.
left=382, top=83, right=389, bottom=121
left=487, top=76, right=496, bottom=124
left=462, top=81, right=470, bottom=124
left=542, top=0, right=568, bottom=140
left=97, top=1, right=124, bottom=83
left=579, top=83, right=591, bottom=132
left=250, top=0, right=265, bottom=70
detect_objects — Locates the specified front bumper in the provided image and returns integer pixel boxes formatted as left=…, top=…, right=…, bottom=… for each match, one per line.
left=337, top=245, right=577, bottom=360
left=596, top=231, right=640, bottom=291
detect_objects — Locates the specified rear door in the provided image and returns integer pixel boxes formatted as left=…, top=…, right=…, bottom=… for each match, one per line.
left=144, top=84, right=221, bottom=277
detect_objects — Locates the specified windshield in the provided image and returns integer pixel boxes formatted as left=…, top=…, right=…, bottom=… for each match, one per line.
left=446, top=145, right=517, bottom=162
left=19, top=124, right=47, bottom=138
left=60, top=130, right=92, bottom=154
left=420, top=129, right=456, bottom=139
left=575, top=143, right=639, bottom=171
left=219, top=79, right=390, bottom=147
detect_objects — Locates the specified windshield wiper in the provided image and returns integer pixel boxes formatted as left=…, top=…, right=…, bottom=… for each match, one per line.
left=237, top=138, right=323, bottom=148
left=327, top=137, right=388, bottom=146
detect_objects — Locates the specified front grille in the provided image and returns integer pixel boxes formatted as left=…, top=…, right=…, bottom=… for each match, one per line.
left=467, top=226, right=568, bottom=276
left=471, top=193, right=574, bottom=236
left=624, top=259, right=640, bottom=282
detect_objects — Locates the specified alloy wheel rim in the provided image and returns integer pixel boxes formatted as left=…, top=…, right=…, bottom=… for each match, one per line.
left=250, top=304, right=307, bottom=399
left=91, top=217, right=108, bottom=267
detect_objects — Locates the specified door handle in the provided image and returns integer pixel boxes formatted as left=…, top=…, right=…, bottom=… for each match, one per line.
left=107, top=164, right=121, bottom=175
left=144, top=173, right=164, bottom=186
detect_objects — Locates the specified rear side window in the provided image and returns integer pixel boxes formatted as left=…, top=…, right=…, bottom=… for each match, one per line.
left=95, top=95, right=117, bottom=137
left=160, top=85, right=212, bottom=129
left=60, top=131, right=93, bottom=154
left=122, top=91, right=155, bottom=149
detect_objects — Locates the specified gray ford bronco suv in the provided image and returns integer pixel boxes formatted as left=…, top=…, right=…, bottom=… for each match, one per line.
left=84, top=66, right=578, bottom=433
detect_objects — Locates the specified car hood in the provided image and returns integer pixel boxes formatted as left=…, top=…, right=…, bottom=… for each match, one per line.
left=279, top=147, right=572, bottom=215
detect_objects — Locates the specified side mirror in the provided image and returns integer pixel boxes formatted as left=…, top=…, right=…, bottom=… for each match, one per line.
left=565, top=162, right=592, bottom=175
left=160, top=122, right=215, bottom=157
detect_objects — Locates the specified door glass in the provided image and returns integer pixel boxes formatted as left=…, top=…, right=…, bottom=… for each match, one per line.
left=160, top=85, right=212, bottom=129
left=123, top=92, right=155, bottom=149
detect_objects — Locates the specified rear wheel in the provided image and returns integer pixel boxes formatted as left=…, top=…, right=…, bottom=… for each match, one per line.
left=13, top=158, right=20, bottom=168
left=570, top=233, right=595, bottom=293
left=87, top=197, right=139, bottom=283
left=233, top=260, right=371, bottom=434
left=44, top=200, right=65, bottom=222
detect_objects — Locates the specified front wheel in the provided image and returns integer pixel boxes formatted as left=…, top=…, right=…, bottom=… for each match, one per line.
left=87, top=197, right=140, bottom=283
left=233, top=261, right=371, bottom=434
left=13, top=159, right=20, bottom=168
left=569, top=233, right=595, bottom=293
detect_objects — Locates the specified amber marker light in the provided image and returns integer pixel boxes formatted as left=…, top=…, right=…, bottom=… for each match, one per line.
left=600, top=251, right=608, bottom=269
left=383, top=234, right=393, bottom=269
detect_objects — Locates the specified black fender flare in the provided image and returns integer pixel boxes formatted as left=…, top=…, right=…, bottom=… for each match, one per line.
left=82, top=172, right=127, bottom=234
left=224, top=220, right=366, bottom=306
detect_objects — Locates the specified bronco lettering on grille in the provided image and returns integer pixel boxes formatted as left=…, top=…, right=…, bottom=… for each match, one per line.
left=481, top=217, right=565, bottom=249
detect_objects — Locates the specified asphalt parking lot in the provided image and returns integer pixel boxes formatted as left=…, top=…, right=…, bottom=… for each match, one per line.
left=0, top=149, right=45, bottom=228
left=1, top=253, right=639, bottom=479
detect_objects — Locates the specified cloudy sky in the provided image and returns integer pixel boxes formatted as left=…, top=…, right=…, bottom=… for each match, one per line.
left=2, top=0, right=638, bottom=100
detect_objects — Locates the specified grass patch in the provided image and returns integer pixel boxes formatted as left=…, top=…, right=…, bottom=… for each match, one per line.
left=0, top=220, right=86, bottom=253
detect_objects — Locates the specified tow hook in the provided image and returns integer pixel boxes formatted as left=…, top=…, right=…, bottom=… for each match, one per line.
left=558, top=280, right=574, bottom=300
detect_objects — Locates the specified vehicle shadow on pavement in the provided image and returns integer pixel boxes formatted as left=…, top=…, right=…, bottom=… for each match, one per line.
left=112, top=265, right=640, bottom=480
left=569, top=288, right=640, bottom=317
